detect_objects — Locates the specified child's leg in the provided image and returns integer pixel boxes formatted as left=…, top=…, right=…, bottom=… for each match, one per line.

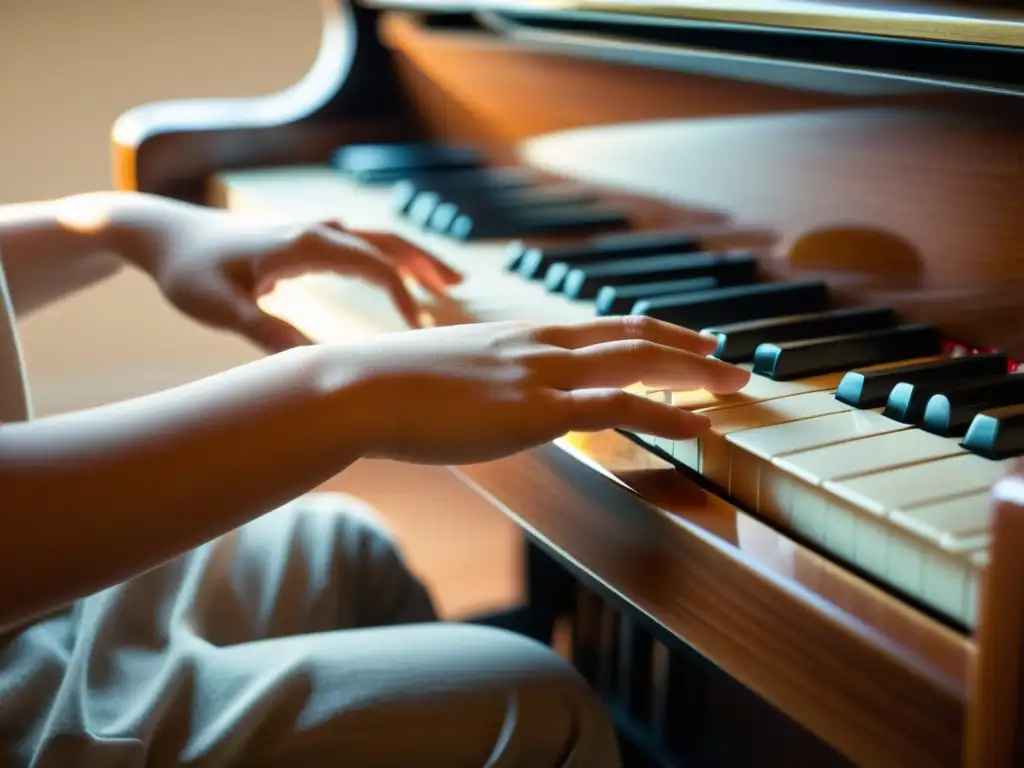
left=1, top=493, right=621, bottom=766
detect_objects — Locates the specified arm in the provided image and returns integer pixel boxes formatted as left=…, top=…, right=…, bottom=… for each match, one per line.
left=0, top=194, right=129, bottom=315
left=0, top=343, right=370, bottom=632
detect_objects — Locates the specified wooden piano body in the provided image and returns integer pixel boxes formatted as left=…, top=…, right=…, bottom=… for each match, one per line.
left=112, top=2, right=1024, bottom=765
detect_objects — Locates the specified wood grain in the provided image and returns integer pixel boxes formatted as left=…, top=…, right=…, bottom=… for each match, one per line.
left=965, top=466, right=1024, bottom=767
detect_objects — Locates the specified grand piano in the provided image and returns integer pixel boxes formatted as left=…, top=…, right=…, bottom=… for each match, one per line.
left=111, top=2, right=1024, bottom=765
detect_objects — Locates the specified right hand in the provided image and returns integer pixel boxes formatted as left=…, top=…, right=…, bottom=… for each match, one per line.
left=343, top=316, right=751, bottom=465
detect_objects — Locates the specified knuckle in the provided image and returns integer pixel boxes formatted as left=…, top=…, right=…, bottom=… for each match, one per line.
left=623, top=338, right=658, bottom=358
left=607, top=389, right=637, bottom=411
left=620, top=314, right=656, bottom=338
left=503, top=320, right=541, bottom=344
left=279, top=224, right=330, bottom=256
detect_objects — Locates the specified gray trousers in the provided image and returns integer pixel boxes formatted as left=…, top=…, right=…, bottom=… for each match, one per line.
left=0, top=493, right=621, bottom=767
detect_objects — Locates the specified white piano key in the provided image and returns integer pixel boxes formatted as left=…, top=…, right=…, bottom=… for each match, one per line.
left=660, top=368, right=842, bottom=412
left=728, top=408, right=909, bottom=463
left=775, top=428, right=968, bottom=487
left=758, top=465, right=987, bottom=625
left=825, top=454, right=1010, bottom=518
left=889, top=491, right=992, bottom=548
left=670, top=390, right=854, bottom=491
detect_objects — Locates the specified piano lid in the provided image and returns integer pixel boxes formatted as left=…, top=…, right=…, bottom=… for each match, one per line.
left=366, top=1, right=1024, bottom=48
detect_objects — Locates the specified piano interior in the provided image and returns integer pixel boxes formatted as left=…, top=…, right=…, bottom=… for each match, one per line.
left=113, top=2, right=1024, bottom=765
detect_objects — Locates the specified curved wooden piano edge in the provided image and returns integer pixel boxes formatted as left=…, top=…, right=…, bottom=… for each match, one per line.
left=966, top=466, right=1024, bottom=767
left=110, top=0, right=415, bottom=201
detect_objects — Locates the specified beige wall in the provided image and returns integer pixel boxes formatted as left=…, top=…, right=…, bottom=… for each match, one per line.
left=1, top=0, right=322, bottom=414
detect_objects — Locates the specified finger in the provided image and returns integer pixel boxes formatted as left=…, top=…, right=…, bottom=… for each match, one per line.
left=542, top=340, right=750, bottom=393
left=353, top=230, right=463, bottom=291
left=261, top=231, right=424, bottom=328
left=244, top=313, right=312, bottom=353
left=557, top=388, right=712, bottom=439
left=532, top=315, right=719, bottom=356
left=322, top=223, right=462, bottom=291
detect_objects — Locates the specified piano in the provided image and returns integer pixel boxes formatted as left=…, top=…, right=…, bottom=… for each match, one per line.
left=111, top=2, right=1024, bottom=765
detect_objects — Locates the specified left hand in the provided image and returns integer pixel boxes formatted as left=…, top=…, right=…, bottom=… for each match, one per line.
left=116, top=198, right=461, bottom=352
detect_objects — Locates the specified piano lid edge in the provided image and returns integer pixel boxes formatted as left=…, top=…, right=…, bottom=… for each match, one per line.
left=365, top=1, right=1024, bottom=97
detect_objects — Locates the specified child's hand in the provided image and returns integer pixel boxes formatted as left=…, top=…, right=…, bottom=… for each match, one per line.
left=114, top=197, right=460, bottom=352
left=339, top=317, right=750, bottom=465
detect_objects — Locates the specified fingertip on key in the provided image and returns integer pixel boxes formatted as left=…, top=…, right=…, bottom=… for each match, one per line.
left=705, top=361, right=752, bottom=394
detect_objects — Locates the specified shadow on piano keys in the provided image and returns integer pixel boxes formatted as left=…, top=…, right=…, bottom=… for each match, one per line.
left=111, top=2, right=1024, bottom=765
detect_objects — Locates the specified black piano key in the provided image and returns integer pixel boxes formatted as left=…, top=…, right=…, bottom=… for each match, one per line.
left=543, top=261, right=578, bottom=292
left=507, top=230, right=705, bottom=277
left=753, top=324, right=943, bottom=382
left=631, top=280, right=829, bottom=332
left=882, top=353, right=1011, bottom=423
left=504, top=241, right=534, bottom=273
left=331, top=142, right=482, bottom=184
left=405, top=183, right=571, bottom=228
left=561, top=251, right=757, bottom=300
left=405, top=192, right=451, bottom=227
left=837, top=353, right=1009, bottom=409
left=426, top=186, right=598, bottom=234
left=961, top=403, right=1024, bottom=459
left=595, top=276, right=717, bottom=315
left=922, top=373, right=1024, bottom=437
left=392, top=168, right=535, bottom=214
left=448, top=205, right=630, bottom=241
left=705, top=306, right=897, bottom=364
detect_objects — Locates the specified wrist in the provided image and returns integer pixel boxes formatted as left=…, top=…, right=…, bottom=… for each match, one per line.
left=304, top=342, right=384, bottom=460
left=55, top=191, right=181, bottom=276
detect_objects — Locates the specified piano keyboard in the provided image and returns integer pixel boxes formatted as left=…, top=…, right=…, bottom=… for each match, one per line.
left=217, top=141, right=1022, bottom=630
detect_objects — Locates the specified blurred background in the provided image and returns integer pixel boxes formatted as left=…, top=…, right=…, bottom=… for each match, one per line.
left=0, top=0, right=519, bottom=618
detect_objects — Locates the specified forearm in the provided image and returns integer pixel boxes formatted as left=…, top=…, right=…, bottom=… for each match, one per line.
left=0, top=344, right=370, bottom=632
left=0, top=194, right=132, bottom=314
left=0, top=191, right=177, bottom=315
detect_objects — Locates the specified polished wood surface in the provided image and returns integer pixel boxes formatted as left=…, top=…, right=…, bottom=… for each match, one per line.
left=966, top=467, right=1024, bottom=767
left=514, top=106, right=1024, bottom=360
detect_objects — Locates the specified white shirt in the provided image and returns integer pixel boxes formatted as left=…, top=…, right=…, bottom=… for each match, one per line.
left=0, top=250, right=31, bottom=424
